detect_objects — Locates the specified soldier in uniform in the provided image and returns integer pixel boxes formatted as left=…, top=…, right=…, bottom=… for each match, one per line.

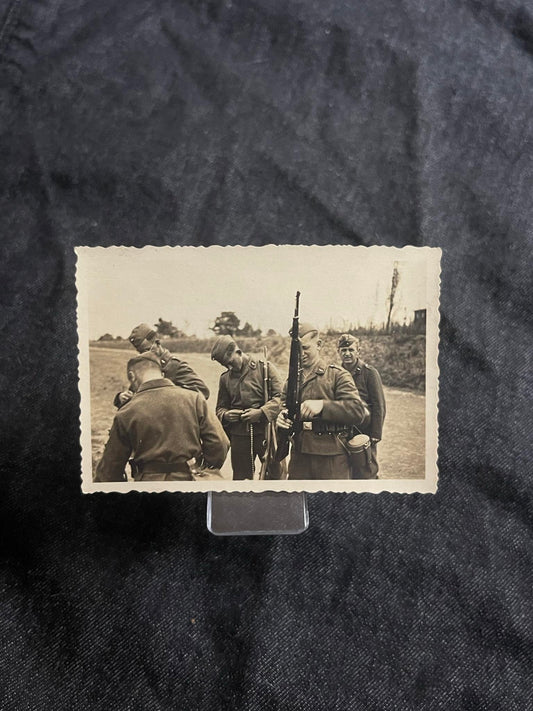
left=115, top=322, right=210, bottom=407
left=277, top=324, right=369, bottom=480
left=337, top=333, right=386, bottom=472
left=95, top=353, right=228, bottom=482
left=211, top=335, right=283, bottom=480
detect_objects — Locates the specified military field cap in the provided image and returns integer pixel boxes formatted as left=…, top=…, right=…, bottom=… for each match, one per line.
left=211, top=335, right=237, bottom=362
left=128, top=323, right=157, bottom=350
left=127, top=352, right=161, bottom=369
left=290, top=322, right=318, bottom=338
left=338, top=333, right=360, bottom=349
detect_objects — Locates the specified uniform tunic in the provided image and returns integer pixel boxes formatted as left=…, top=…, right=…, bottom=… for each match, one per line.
left=96, top=378, right=229, bottom=482
left=159, top=348, right=210, bottom=400
left=343, top=359, right=386, bottom=440
left=215, top=355, right=283, bottom=480
left=284, top=359, right=369, bottom=480
left=113, top=348, right=210, bottom=408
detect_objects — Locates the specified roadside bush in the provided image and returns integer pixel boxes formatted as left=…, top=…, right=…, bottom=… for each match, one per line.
left=89, top=333, right=426, bottom=392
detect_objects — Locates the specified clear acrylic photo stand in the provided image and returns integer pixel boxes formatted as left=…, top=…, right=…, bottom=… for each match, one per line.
left=207, top=491, right=309, bottom=536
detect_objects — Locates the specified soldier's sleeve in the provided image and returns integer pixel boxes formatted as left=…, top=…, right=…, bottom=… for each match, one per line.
left=196, top=395, right=230, bottom=468
left=94, top=418, right=130, bottom=482
left=281, top=378, right=288, bottom=407
left=215, top=374, right=231, bottom=423
left=366, top=367, right=386, bottom=440
left=320, top=368, right=369, bottom=426
left=163, top=357, right=210, bottom=400
left=259, top=362, right=283, bottom=422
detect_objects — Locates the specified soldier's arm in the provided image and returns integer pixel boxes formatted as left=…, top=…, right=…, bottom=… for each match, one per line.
left=94, top=419, right=130, bottom=482
left=260, top=362, right=283, bottom=422
left=366, top=367, right=386, bottom=440
left=215, top=375, right=232, bottom=423
left=164, top=357, right=210, bottom=400
left=113, top=390, right=133, bottom=409
left=320, top=369, right=369, bottom=425
left=196, top=396, right=230, bottom=468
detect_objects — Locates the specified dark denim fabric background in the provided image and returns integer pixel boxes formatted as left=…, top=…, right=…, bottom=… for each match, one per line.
left=1, top=0, right=532, bottom=708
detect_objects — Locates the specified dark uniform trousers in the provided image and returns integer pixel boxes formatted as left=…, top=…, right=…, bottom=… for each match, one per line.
left=229, top=428, right=268, bottom=481
left=289, top=445, right=351, bottom=480
left=228, top=429, right=285, bottom=480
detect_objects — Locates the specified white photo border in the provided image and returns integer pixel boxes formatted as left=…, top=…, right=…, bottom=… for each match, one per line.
left=76, top=245, right=441, bottom=494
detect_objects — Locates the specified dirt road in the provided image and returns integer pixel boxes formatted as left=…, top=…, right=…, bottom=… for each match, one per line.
left=88, top=348, right=425, bottom=480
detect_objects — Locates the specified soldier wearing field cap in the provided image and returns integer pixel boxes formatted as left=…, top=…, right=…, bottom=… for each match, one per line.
left=277, top=323, right=370, bottom=480
left=337, top=333, right=386, bottom=473
left=114, top=322, right=209, bottom=407
left=337, top=334, right=386, bottom=432
left=211, top=335, right=283, bottom=480
left=96, top=352, right=228, bottom=482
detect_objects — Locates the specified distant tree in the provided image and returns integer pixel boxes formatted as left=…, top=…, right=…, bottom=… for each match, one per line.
left=266, top=328, right=277, bottom=337
left=98, top=333, right=114, bottom=341
left=238, top=322, right=262, bottom=338
left=210, top=312, right=262, bottom=337
left=210, top=311, right=241, bottom=336
left=155, top=318, right=184, bottom=339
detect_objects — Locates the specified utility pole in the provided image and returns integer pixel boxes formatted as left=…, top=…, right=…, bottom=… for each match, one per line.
left=386, top=262, right=400, bottom=334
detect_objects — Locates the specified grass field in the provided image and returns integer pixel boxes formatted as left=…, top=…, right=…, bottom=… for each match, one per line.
left=89, top=347, right=425, bottom=480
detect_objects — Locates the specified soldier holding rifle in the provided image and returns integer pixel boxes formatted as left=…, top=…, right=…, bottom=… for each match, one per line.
left=277, top=295, right=369, bottom=480
left=211, top=336, right=283, bottom=480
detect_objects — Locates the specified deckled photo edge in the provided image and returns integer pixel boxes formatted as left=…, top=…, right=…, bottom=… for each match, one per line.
left=75, top=248, right=94, bottom=494
left=76, top=244, right=441, bottom=495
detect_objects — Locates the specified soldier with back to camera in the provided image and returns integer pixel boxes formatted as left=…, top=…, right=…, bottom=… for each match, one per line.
left=96, top=353, right=228, bottom=482
left=114, top=322, right=210, bottom=408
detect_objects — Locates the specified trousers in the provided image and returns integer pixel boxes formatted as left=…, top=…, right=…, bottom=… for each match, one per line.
left=288, top=453, right=351, bottom=480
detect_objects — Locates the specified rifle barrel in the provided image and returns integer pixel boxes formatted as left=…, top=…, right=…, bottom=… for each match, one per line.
left=275, top=290, right=301, bottom=462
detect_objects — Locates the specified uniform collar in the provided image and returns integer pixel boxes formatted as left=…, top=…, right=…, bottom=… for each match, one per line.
left=345, top=358, right=362, bottom=373
left=302, top=358, right=327, bottom=381
left=136, top=378, right=174, bottom=393
left=229, top=353, right=249, bottom=375
left=158, top=348, right=172, bottom=366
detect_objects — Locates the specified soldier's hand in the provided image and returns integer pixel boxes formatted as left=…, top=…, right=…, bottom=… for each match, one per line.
left=371, top=438, right=380, bottom=445
left=223, top=409, right=244, bottom=423
left=241, top=408, right=263, bottom=423
left=276, top=409, right=292, bottom=429
left=117, top=390, right=133, bottom=406
left=300, top=399, right=324, bottom=419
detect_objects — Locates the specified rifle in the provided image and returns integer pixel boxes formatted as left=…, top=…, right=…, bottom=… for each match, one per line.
left=258, top=347, right=288, bottom=480
left=275, top=291, right=301, bottom=462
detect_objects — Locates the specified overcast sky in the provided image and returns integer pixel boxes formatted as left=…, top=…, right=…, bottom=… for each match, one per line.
left=77, top=246, right=435, bottom=340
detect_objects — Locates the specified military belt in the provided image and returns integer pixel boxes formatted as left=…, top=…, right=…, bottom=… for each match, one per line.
left=136, top=460, right=190, bottom=474
left=295, top=422, right=354, bottom=435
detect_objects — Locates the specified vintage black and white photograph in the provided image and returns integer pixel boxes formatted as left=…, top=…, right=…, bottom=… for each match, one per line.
left=76, top=245, right=440, bottom=493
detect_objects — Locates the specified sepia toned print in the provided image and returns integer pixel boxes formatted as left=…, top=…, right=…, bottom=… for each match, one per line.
left=76, top=245, right=440, bottom=494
